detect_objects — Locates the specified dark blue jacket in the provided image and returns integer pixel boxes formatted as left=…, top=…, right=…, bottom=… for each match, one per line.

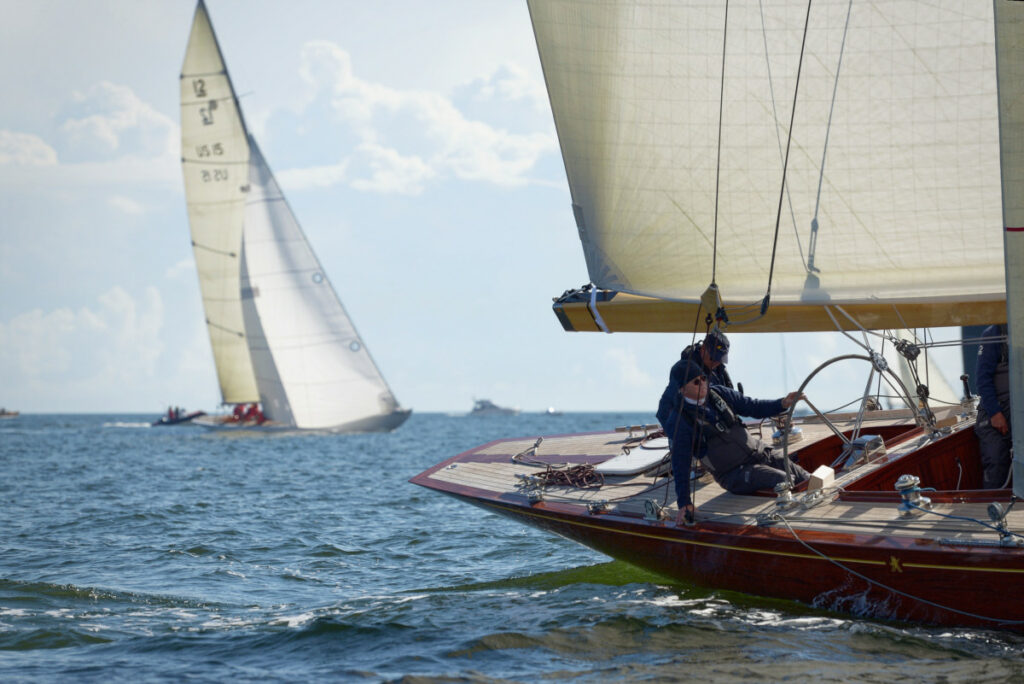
left=976, top=323, right=1009, bottom=418
left=661, top=385, right=784, bottom=508
left=656, top=342, right=733, bottom=429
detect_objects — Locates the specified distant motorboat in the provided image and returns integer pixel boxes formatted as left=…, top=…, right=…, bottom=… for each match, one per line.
left=469, top=399, right=519, bottom=416
left=152, top=408, right=206, bottom=427
left=544, top=407, right=563, bottom=416
left=0, top=408, right=19, bottom=419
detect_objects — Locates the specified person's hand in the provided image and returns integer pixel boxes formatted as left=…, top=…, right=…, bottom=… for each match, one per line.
left=992, top=411, right=1010, bottom=435
left=675, top=504, right=696, bottom=526
left=781, top=391, right=805, bottom=409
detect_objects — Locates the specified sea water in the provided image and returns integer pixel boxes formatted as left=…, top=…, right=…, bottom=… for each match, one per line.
left=1, top=413, right=1022, bottom=681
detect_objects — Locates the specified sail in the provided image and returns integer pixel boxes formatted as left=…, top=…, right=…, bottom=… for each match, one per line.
left=994, top=0, right=1024, bottom=498
left=530, top=1, right=1006, bottom=332
left=180, top=0, right=259, bottom=402
left=240, top=138, right=403, bottom=430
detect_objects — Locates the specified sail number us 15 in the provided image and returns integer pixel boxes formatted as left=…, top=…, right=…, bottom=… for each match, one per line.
left=191, top=78, right=230, bottom=183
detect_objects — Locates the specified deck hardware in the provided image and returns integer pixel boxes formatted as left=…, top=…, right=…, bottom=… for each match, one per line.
left=895, top=474, right=932, bottom=517
left=643, top=499, right=666, bottom=521
left=841, top=434, right=885, bottom=470
left=527, top=488, right=544, bottom=504
left=617, top=424, right=660, bottom=439
left=756, top=511, right=781, bottom=526
left=986, top=501, right=1023, bottom=546
left=587, top=500, right=609, bottom=514
left=774, top=481, right=799, bottom=511
left=771, top=416, right=803, bottom=447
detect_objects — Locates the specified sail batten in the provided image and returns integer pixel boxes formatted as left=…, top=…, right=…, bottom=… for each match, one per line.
left=531, top=0, right=1005, bottom=332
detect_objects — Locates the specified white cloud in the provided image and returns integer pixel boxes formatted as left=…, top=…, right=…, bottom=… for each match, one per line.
left=350, top=143, right=435, bottom=195
left=277, top=159, right=350, bottom=191
left=604, top=347, right=655, bottom=390
left=470, top=63, right=550, bottom=113
left=0, top=286, right=164, bottom=388
left=0, top=130, right=58, bottom=166
left=294, top=40, right=557, bottom=192
left=108, top=195, right=146, bottom=215
left=57, top=81, right=178, bottom=163
left=164, top=258, right=196, bottom=281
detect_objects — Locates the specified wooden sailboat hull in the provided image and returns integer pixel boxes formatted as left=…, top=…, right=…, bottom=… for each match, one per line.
left=193, top=408, right=411, bottom=433
left=411, top=413, right=1024, bottom=631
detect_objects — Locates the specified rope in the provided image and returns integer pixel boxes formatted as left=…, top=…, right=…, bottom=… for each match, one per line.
left=534, top=464, right=604, bottom=489
left=775, top=513, right=1024, bottom=626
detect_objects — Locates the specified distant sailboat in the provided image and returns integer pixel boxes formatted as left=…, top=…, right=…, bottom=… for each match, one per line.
left=180, top=0, right=410, bottom=432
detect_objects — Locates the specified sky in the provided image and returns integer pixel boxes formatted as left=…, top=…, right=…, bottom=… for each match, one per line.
left=0, top=0, right=970, bottom=415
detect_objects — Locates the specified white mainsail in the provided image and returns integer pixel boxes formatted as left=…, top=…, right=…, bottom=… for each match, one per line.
left=530, top=1, right=1005, bottom=331
left=180, top=0, right=258, bottom=403
left=180, top=1, right=409, bottom=431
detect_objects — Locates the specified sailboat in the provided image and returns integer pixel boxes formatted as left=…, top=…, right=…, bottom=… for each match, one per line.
left=413, top=1, right=1024, bottom=629
left=179, top=1, right=410, bottom=432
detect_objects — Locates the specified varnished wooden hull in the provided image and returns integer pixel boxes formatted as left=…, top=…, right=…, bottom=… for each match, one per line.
left=411, top=412, right=1024, bottom=631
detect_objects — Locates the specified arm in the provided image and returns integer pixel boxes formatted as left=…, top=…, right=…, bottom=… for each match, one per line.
left=712, top=386, right=786, bottom=419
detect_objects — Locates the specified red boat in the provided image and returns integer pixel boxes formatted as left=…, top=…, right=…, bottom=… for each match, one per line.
left=412, top=405, right=1024, bottom=630
left=415, top=1, right=1024, bottom=632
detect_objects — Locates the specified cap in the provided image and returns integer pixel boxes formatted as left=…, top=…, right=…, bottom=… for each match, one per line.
left=680, top=361, right=706, bottom=385
left=705, top=330, right=730, bottom=364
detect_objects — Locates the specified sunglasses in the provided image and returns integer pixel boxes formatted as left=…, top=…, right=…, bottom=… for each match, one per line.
left=690, top=375, right=707, bottom=386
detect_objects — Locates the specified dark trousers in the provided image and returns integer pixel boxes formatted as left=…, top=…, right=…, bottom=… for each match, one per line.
left=976, top=407, right=1013, bottom=489
left=718, top=451, right=811, bottom=495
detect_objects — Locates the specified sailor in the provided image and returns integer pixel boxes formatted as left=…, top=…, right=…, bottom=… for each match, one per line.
left=659, top=363, right=809, bottom=525
left=975, top=323, right=1013, bottom=489
left=656, top=329, right=734, bottom=432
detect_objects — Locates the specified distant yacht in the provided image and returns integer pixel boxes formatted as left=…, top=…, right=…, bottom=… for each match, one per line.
left=0, top=408, right=19, bottom=419
left=469, top=399, right=519, bottom=416
left=544, top=407, right=563, bottom=416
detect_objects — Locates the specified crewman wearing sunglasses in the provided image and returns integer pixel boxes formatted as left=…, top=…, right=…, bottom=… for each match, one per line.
left=658, top=363, right=808, bottom=526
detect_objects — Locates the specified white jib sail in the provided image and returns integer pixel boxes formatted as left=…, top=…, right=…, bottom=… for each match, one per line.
left=240, top=138, right=401, bottom=430
left=529, top=1, right=1005, bottom=311
left=180, top=0, right=259, bottom=404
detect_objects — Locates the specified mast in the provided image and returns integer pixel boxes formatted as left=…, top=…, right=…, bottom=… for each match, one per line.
left=993, top=0, right=1024, bottom=498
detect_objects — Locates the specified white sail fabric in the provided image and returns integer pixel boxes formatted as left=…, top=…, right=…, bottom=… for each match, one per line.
left=180, top=0, right=259, bottom=404
left=529, top=1, right=1004, bottom=311
left=994, top=0, right=1024, bottom=498
left=240, top=138, right=402, bottom=430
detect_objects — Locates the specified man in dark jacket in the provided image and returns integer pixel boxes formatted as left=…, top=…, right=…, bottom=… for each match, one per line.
left=660, top=365, right=808, bottom=525
left=656, top=329, right=734, bottom=431
left=975, top=323, right=1012, bottom=489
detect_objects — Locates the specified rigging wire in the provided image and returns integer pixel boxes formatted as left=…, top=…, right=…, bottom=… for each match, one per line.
left=711, top=0, right=730, bottom=285
left=762, top=0, right=815, bottom=315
